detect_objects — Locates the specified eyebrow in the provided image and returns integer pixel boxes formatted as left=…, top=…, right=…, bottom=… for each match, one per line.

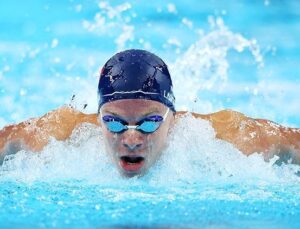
left=103, top=108, right=162, bottom=120
left=141, top=108, right=162, bottom=116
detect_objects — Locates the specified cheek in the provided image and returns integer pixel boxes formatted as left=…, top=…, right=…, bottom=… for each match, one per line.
left=102, top=128, right=120, bottom=151
left=147, top=128, right=168, bottom=149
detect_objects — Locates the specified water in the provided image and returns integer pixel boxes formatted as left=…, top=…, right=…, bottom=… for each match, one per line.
left=1, top=116, right=300, bottom=227
left=1, top=0, right=300, bottom=228
left=1, top=182, right=299, bottom=228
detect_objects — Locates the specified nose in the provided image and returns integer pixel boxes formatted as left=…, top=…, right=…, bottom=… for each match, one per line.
left=122, top=130, right=144, bottom=151
left=123, top=142, right=142, bottom=151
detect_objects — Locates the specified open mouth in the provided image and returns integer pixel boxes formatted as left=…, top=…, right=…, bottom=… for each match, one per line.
left=119, top=156, right=145, bottom=172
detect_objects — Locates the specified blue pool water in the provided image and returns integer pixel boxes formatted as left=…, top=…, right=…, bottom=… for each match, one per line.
left=1, top=0, right=300, bottom=228
left=1, top=181, right=300, bottom=228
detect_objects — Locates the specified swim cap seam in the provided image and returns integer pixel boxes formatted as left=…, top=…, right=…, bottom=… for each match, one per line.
left=102, top=90, right=160, bottom=97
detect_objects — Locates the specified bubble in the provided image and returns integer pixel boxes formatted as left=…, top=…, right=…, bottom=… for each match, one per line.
left=51, top=39, right=59, bottom=48
left=1, top=116, right=298, bottom=185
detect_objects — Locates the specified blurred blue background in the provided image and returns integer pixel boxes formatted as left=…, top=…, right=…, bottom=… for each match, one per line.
left=0, top=0, right=299, bottom=127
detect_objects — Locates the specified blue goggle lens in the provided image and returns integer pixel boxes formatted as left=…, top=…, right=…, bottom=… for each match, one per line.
left=102, top=115, right=163, bottom=133
left=106, top=121, right=127, bottom=133
left=137, top=121, right=160, bottom=133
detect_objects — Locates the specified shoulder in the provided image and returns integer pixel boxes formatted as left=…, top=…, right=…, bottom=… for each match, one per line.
left=175, top=109, right=247, bottom=124
left=40, top=106, right=99, bottom=127
left=0, top=106, right=99, bottom=152
left=175, top=109, right=252, bottom=145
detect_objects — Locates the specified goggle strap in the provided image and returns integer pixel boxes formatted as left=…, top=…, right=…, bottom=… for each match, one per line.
left=162, top=108, right=170, bottom=120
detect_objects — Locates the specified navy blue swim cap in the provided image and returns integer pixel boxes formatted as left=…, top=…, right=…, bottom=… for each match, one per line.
left=98, top=49, right=176, bottom=112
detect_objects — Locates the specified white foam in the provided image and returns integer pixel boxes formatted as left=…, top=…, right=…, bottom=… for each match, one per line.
left=1, top=115, right=299, bottom=185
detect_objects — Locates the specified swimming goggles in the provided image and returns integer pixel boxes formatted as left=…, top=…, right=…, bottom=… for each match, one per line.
left=100, top=108, right=170, bottom=134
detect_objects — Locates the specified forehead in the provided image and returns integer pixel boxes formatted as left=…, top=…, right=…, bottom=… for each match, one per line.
left=101, top=99, right=166, bottom=117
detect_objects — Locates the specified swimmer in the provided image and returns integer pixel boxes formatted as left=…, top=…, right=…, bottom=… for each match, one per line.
left=0, top=49, right=299, bottom=177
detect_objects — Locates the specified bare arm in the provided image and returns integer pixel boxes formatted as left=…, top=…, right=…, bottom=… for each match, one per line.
left=177, top=110, right=300, bottom=163
left=0, top=106, right=99, bottom=158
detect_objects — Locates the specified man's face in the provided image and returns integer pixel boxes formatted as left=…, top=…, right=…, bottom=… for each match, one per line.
left=99, top=99, right=174, bottom=177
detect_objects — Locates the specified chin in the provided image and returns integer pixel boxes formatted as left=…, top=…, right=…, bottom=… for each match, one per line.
left=122, top=171, right=142, bottom=178
left=117, top=162, right=148, bottom=178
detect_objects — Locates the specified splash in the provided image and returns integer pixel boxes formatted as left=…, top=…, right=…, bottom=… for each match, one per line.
left=82, top=1, right=134, bottom=51
left=1, top=115, right=299, bottom=185
left=171, top=17, right=263, bottom=111
left=81, top=6, right=265, bottom=115
left=0, top=1, right=298, bottom=185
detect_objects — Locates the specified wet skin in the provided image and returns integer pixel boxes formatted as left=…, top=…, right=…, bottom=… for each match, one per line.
left=0, top=99, right=300, bottom=176
left=99, top=100, right=174, bottom=177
